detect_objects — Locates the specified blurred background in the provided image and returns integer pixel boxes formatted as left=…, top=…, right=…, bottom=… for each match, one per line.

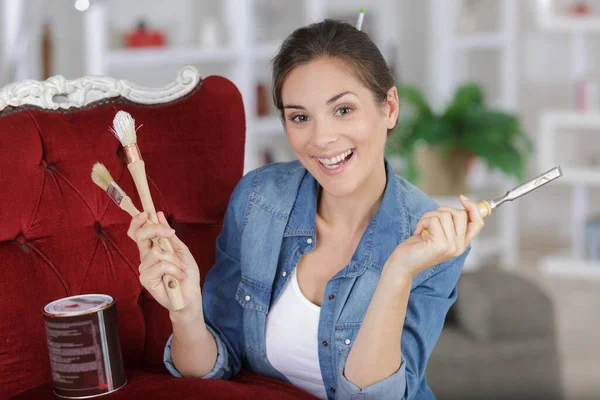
left=1, top=0, right=600, bottom=398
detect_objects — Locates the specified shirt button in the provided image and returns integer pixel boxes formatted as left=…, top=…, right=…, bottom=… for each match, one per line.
left=330, top=388, right=336, bottom=394
left=282, top=271, right=287, bottom=277
left=345, top=339, right=351, bottom=345
left=322, top=341, right=328, bottom=347
left=306, top=237, right=313, bottom=244
left=328, top=294, right=335, bottom=300
left=245, top=295, right=251, bottom=302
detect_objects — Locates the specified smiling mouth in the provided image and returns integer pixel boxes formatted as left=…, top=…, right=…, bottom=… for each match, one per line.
left=315, top=149, right=354, bottom=169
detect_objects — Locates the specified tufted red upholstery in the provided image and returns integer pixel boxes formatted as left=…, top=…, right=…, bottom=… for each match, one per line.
left=0, top=75, right=314, bottom=400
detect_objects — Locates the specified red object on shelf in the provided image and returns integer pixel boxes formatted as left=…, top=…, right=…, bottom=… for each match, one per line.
left=569, top=1, right=591, bottom=15
left=124, top=20, right=166, bottom=48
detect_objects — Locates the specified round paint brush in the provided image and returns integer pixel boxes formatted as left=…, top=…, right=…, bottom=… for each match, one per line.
left=110, top=111, right=185, bottom=311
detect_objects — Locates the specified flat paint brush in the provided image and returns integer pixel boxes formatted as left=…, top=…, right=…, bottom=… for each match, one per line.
left=91, top=162, right=172, bottom=254
left=421, top=166, right=563, bottom=240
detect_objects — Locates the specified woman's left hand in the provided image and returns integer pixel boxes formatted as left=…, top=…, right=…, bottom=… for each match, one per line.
left=386, top=195, right=485, bottom=279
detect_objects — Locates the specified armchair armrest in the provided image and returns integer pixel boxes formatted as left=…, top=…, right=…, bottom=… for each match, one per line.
left=454, top=267, right=556, bottom=342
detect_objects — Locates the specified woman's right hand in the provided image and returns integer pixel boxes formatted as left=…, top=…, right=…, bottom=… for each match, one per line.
left=128, top=211, right=203, bottom=318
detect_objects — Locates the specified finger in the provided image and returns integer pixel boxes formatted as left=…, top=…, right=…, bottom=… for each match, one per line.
left=157, top=211, right=171, bottom=228
left=127, top=212, right=148, bottom=240
left=418, top=215, right=444, bottom=243
left=135, top=223, right=176, bottom=243
left=134, top=223, right=175, bottom=259
left=139, top=261, right=186, bottom=288
left=414, top=216, right=432, bottom=236
left=416, top=211, right=454, bottom=241
left=437, top=206, right=468, bottom=238
left=460, top=195, right=485, bottom=244
left=139, top=246, right=182, bottom=273
left=437, top=211, right=456, bottom=247
left=157, top=211, right=190, bottom=253
left=414, top=210, right=441, bottom=236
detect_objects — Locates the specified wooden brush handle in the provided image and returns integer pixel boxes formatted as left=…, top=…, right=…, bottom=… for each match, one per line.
left=421, top=200, right=491, bottom=241
left=127, top=161, right=185, bottom=311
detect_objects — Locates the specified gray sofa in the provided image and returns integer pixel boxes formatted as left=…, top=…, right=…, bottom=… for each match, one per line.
left=427, top=266, right=563, bottom=400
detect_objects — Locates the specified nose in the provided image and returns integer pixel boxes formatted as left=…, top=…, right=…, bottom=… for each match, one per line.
left=312, top=118, right=338, bottom=148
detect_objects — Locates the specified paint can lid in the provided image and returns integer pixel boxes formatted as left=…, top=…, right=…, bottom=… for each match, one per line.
left=44, top=294, right=113, bottom=316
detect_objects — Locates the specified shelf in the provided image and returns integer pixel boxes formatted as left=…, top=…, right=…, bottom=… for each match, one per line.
left=538, top=15, right=600, bottom=32
left=249, top=115, right=284, bottom=136
left=453, top=33, right=505, bottom=50
left=541, top=110, right=600, bottom=128
left=540, top=255, right=600, bottom=278
left=106, top=47, right=238, bottom=68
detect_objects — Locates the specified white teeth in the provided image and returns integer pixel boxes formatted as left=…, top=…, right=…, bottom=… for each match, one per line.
left=317, top=149, right=353, bottom=166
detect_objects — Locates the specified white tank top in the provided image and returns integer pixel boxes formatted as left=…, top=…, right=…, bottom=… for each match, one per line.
left=265, top=269, right=327, bottom=400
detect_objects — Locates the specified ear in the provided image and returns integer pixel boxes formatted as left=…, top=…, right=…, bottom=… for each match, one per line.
left=385, top=86, right=399, bottom=130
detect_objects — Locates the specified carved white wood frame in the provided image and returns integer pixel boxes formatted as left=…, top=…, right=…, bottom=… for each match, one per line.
left=0, top=65, right=201, bottom=111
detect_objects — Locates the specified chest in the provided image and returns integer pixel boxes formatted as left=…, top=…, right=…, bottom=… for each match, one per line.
left=295, top=229, right=362, bottom=307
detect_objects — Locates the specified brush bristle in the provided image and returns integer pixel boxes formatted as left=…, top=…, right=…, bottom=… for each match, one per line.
left=91, top=162, right=114, bottom=191
left=111, top=111, right=137, bottom=146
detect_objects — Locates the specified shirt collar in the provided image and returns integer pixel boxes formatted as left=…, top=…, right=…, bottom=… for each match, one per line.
left=283, top=159, right=409, bottom=275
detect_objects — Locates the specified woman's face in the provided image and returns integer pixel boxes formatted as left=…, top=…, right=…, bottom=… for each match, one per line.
left=281, top=57, right=398, bottom=198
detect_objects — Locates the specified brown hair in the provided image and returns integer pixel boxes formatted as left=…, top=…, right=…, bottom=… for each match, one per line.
left=272, top=19, right=397, bottom=133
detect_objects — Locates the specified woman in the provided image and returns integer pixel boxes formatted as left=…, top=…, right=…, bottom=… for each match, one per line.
left=128, top=19, right=483, bottom=400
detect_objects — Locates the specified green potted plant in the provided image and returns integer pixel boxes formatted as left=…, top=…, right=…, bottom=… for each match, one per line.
left=386, top=82, right=533, bottom=196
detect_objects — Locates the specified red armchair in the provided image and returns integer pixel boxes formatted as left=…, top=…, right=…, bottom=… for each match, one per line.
left=0, top=66, right=314, bottom=400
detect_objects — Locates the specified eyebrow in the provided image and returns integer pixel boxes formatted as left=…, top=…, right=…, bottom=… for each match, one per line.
left=283, top=91, right=356, bottom=110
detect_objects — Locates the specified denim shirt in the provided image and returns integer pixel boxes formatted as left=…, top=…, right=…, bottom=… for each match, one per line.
left=164, top=159, right=470, bottom=400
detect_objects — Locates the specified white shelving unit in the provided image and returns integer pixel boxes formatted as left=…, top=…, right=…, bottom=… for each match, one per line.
left=427, top=0, right=520, bottom=270
left=536, top=1, right=600, bottom=279
left=83, top=0, right=315, bottom=174
left=83, top=0, right=394, bottom=174
left=537, top=0, right=600, bottom=33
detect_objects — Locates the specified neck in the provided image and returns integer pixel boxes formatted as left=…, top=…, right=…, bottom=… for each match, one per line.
left=317, top=160, right=387, bottom=235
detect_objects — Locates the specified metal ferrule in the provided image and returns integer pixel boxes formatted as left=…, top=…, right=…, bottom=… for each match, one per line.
left=489, top=197, right=503, bottom=212
left=123, top=144, right=142, bottom=163
left=107, top=182, right=125, bottom=206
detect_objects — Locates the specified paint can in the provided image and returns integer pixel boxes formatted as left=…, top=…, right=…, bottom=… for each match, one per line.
left=43, top=294, right=127, bottom=398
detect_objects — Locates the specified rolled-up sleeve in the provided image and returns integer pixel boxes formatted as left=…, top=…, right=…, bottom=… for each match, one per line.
left=337, top=358, right=407, bottom=399
left=163, top=324, right=231, bottom=378
left=336, top=246, right=470, bottom=400
left=162, top=171, right=254, bottom=380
